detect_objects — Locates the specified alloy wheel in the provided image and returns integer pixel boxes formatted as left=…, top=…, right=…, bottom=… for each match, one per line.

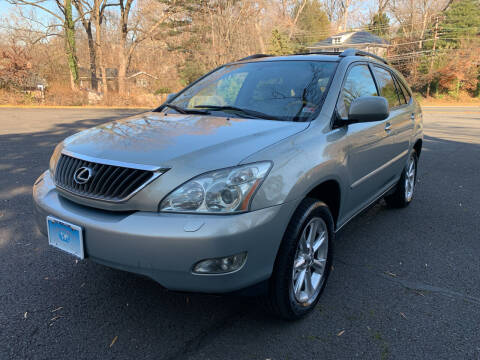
left=291, top=217, right=328, bottom=306
left=405, top=154, right=416, bottom=202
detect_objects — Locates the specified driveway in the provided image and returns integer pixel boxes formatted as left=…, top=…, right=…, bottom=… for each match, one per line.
left=0, top=107, right=479, bottom=359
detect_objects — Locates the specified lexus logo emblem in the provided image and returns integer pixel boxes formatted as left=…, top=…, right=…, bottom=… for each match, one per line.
left=73, top=166, right=93, bottom=185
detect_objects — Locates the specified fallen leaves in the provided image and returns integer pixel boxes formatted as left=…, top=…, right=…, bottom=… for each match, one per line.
left=49, top=315, right=63, bottom=326
left=400, top=312, right=407, bottom=319
left=24, top=312, right=28, bottom=319
left=337, top=330, right=345, bottom=337
left=110, top=336, right=118, bottom=348
left=48, top=306, right=64, bottom=326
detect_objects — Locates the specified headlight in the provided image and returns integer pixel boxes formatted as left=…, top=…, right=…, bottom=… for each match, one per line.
left=159, top=162, right=272, bottom=213
left=49, top=143, right=64, bottom=176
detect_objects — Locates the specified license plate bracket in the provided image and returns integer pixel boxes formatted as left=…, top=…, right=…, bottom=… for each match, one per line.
left=46, top=216, right=84, bottom=259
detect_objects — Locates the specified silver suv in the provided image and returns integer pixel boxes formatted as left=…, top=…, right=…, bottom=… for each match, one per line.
left=33, top=49, right=423, bottom=320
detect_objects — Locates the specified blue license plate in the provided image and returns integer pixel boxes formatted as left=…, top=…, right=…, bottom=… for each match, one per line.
left=47, top=216, right=84, bottom=259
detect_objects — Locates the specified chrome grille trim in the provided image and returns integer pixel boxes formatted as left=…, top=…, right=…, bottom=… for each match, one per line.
left=54, top=151, right=167, bottom=203
left=61, top=150, right=163, bottom=172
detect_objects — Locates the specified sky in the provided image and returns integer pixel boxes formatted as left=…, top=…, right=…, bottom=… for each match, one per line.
left=0, top=0, right=378, bottom=32
left=0, top=0, right=58, bottom=21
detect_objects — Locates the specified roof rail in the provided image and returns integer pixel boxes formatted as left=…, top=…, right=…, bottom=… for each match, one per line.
left=236, top=54, right=271, bottom=62
left=339, top=48, right=389, bottom=65
left=298, top=51, right=343, bottom=56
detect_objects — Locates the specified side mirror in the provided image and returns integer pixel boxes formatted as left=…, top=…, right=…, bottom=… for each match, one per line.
left=348, top=96, right=389, bottom=123
left=166, top=93, right=177, bottom=102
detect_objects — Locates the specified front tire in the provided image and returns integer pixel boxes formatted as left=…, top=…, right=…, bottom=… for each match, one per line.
left=267, top=198, right=334, bottom=320
left=385, top=149, right=418, bottom=208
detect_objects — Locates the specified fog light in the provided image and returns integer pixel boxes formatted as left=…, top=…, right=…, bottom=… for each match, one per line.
left=193, top=252, right=247, bottom=274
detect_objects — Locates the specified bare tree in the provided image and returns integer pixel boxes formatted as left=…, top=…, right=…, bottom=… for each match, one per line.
left=116, top=0, right=168, bottom=96
left=73, top=0, right=98, bottom=90
left=288, top=0, right=307, bottom=39
left=323, top=0, right=362, bottom=32
left=389, top=0, right=448, bottom=42
left=7, top=0, right=80, bottom=90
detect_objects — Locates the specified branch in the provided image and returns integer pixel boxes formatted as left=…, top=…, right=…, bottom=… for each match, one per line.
left=126, top=13, right=168, bottom=59
left=55, top=0, right=65, bottom=16
left=31, top=32, right=61, bottom=44
left=6, top=0, right=64, bottom=22
left=100, top=2, right=119, bottom=19
left=288, top=0, right=307, bottom=40
left=17, top=10, right=63, bottom=30
left=73, top=0, right=91, bottom=29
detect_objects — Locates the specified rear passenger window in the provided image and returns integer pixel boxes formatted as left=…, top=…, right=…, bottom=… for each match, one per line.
left=393, top=77, right=407, bottom=105
left=338, top=65, right=378, bottom=118
left=373, top=66, right=401, bottom=109
left=397, top=78, right=411, bottom=103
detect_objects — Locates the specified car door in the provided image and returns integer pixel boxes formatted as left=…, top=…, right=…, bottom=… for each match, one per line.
left=392, top=74, right=416, bottom=174
left=337, top=63, right=397, bottom=219
left=371, top=66, right=413, bottom=177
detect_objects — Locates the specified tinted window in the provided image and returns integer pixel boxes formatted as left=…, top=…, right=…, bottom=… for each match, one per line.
left=170, top=61, right=337, bottom=122
left=337, top=65, right=378, bottom=118
left=397, top=78, right=411, bottom=103
left=373, top=66, right=401, bottom=108
left=393, top=77, right=407, bottom=105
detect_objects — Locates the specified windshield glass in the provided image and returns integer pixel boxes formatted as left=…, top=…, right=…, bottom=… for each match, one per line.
left=165, top=60, right=337, bottom=122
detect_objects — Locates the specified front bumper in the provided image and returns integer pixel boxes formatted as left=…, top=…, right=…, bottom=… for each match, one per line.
left=33, top=171, right=297, bottom=293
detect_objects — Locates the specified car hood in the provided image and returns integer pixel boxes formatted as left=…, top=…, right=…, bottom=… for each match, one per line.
left=63, top=112, right=309, bottom=172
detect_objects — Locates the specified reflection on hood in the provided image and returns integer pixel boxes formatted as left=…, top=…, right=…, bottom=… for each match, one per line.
left=63, top=112, right=309, bottom=171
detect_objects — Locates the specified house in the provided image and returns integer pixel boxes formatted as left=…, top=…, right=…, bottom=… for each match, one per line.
left=79, top=67, right=120, bottom=91
left=127, top=71, right=158, bottom=90
left=309, top=31, right=390, bottom=57
left=21, top=72, right=47, bottom=91
left=78, top=68, right=158, bottom=92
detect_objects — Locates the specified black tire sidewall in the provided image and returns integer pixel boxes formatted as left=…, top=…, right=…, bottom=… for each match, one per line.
left=269, top=198, right=335, bottom=320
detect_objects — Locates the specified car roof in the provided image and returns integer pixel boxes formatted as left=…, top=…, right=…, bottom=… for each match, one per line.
left=232, top=54, right=341, bottom=64
left=231, top=49, right=390, bottom=67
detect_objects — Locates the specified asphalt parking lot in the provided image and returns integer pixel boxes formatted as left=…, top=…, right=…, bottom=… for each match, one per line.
left=1, top=106, right=479, bottom=359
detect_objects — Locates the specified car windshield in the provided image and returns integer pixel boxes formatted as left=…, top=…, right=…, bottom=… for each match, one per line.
left=164, top=60, right=337, bottom=122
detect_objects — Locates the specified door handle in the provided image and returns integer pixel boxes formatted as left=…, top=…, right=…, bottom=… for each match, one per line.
left=410, top=113, right=415, bottom=121
left=384, top=122, right=391, bottom=133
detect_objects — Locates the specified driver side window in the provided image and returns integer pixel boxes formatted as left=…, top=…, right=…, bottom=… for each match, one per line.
left=337, top=65, right=378, bottom=119
left=187, top=72, right=247, bottom=108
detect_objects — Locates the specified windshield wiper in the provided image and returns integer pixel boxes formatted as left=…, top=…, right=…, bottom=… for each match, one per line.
left=163, top=103, right=210, bottom=115
left=193, top=105, right=281, bottom=121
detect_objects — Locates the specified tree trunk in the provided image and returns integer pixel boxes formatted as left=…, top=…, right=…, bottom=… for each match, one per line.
left=418, top=12, right=429, bottom=50
left=64, top=0, right=79, bottom=90
left=255, top=22, right=265, bottom=53
left=426, top=16, right=439, bottom=98
left=118, top=1, right=132, bottom=96
left=85, top=24, right=98, bottom=90
left=72, top=0, right=98, bottom=91
left=93, top=1, right=108, bottom=95
left=288, top=0, right=307, bottom=40
left=118, top=46, right=128, bottom=96
left=117, top=22, right=129, bottom=96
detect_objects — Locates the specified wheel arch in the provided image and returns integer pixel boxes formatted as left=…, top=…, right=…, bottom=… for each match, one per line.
left=413, top=139, right=422, bottom=158
left=304, top=179, right=341, bottom=228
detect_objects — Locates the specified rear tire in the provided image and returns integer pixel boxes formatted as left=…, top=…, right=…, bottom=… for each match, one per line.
left=266, top=198, right=334, bottom=320
left=385, top=149, right=418, bottom=208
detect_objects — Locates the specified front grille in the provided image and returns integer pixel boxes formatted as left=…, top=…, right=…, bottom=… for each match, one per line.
left=54, top=154, right=160, bottom=202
